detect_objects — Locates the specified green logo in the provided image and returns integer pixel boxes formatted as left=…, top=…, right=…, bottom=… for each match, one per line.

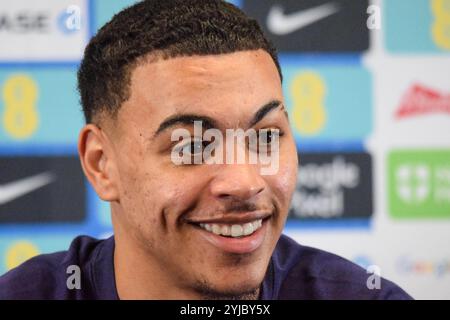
left=388, top=150, right=450, bottom=219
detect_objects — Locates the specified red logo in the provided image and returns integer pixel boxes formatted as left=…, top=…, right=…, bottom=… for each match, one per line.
left=396, top=84, right=450, bottom=119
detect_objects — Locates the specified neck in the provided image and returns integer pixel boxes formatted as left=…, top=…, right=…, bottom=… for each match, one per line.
left=113, top=224, right=203, bottom=299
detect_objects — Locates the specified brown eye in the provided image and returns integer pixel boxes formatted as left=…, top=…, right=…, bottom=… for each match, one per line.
left=189, top=141, right=204, bottom=155
left=173, top=138, right=213, bottom=165
left=247, top=128, right=282, bottom=154
left=259, top=129, right=280, bottom=145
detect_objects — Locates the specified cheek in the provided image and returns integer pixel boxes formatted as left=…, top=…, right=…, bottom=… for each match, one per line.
left=120, top=175, right=158, bottom=230
left=269, top=150, right=298, bottom=208
left=139, top=170, right=207, bottom=224
left=115, top=150, right=162, bottom=227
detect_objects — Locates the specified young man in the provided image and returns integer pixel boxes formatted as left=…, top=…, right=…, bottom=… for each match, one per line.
left=0, top=0, right=411, bottom=299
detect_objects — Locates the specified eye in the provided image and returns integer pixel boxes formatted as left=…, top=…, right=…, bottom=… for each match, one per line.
left=174, top=138, right=211, bottom=159
left=258, top=128, right=281, bottom=145
left=249, top=128, right=282, bottom=154
left=188, top=140, right=204, bottom=155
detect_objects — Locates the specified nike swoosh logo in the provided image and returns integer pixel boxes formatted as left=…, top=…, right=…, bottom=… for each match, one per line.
left=267, top=2, right=340, bottom=36
left=0, top=172, right=56, bottom=205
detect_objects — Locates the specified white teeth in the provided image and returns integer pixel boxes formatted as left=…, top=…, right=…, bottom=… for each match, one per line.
left=231, top=224, right=243, bottom=237
left=211, top=224, right=221, bottom=235
left=243, top=223, right=254, bottom=236
left=252, top=220, right=260, bottom=230
left=221, top=225, right=231, bottom=236
left=198, top=219, right=263, bottom=238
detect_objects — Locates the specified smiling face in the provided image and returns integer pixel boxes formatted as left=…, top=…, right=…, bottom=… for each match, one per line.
left=80, top=49, right=298, bottom=299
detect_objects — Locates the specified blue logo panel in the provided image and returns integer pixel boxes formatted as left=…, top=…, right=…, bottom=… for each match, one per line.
left=385, top=0, right=450, bottom=53
left=0, top=68, right=84, bottom=145
left=282, top=64, right=372, bottom=147
left=94, top=0, right=139, bottom=32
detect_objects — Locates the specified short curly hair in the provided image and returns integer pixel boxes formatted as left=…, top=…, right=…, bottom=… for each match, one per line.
left=77, top=0, right=282, bottom=124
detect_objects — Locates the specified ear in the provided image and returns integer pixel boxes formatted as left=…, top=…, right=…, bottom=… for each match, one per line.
left=78, top=124, right=119, bottom=202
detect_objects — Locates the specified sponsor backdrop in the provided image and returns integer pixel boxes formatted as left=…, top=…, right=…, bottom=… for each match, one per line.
left=0, top=0, right=449, bottom=299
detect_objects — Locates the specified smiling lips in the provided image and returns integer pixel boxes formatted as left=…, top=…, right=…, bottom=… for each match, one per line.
left=191, top=215, right=270, bottom=254
left=199, top=219, right=263, bottom=238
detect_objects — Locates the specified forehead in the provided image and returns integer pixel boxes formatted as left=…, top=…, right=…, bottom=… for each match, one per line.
left=117, top=49, right=282, bottom=132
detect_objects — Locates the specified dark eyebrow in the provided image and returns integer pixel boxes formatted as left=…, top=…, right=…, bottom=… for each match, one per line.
left=154, top=99, right=284, bottom=138
left=154, top=114, right=217, bottom=138
left=249, top=99, right=284, bottom=127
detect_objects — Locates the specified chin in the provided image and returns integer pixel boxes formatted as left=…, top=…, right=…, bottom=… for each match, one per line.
left=194, top=267, right=266, bottom=300
left=195, top=279, right=262, bottom=300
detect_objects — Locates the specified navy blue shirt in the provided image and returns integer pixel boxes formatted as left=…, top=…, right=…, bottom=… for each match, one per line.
left=0, top=234, right=412, bottom=300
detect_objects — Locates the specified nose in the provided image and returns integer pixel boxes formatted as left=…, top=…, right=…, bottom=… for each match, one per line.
left=209, top=163, right=266, bottom=201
